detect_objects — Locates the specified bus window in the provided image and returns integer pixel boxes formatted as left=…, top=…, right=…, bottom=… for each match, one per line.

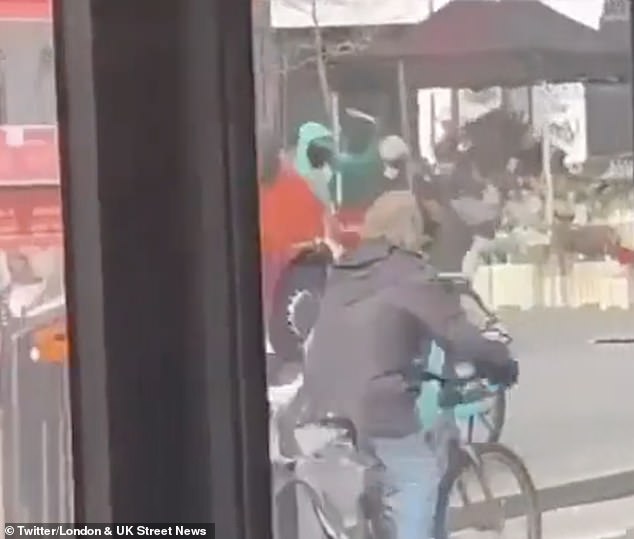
left=256, top=1, right=634, bottom=538
left=0, top=0, right=72, bottom=524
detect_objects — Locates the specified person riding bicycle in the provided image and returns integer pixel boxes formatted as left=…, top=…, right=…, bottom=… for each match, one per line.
left=297, top=191, right=518, bottom=539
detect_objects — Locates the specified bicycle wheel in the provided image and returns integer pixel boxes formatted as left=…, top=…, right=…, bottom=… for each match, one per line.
left=433, top=443, right=541, bottom=539
left=460, top=390, right=506, bottom=444
left=269, top=260, right=326, bottom=363
left=275, top=477, right=346, bottom=539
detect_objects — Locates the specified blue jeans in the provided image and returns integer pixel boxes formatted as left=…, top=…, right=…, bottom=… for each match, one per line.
left=372, top=431, right=443, bottom=539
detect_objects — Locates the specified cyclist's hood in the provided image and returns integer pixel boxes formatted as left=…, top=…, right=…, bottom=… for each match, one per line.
left=335, top=239, right=395, bottom=270
left=295, top=122, right=334, bottom=206
left=329, top=240, right=434, bottom=306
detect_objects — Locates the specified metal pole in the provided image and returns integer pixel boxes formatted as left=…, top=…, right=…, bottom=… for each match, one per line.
left=430, top=92, right=437, bottom=156
left=428, top=0, right=435, bottom=159
left=0, top=405, right=5, bottom=529
left=450, top=88, right=460, bottom=132
left=9, top=335, right=22, bottom=521
left=61, top=363, right=74, bottom=522
left=58, top=414, right=65, bottom=522
left=42, top=420, right=50, bottom=523
left=543, top=121, right=554, bottom=227
left=331, top=91, right=342, bottom=208
left=542, top=113, right=558, bottom=306
left=58, top=363, right=68, bottom=523
left=0, top=319, right=15, bottom=522
left=397, top=60, right=413, bottom=189
left=281, top=53, right=289, bottom=147
left=527, top=86, right=534, bottom=126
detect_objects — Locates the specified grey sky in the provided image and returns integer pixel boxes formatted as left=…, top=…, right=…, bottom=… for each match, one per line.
left=433, top=0, right=604, bottom=29
left=273, top=0, right=606, bottom=29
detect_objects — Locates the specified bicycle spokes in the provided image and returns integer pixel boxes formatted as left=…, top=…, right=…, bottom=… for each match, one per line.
left=445, top=454, right=536, bottom=538
left=477, top=412, right=496, bottom=435
left=459, top=396, right=501, bottom=444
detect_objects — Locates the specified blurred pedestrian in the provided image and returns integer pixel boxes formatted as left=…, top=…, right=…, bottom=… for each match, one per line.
left=2, top=251, right=47, bottom=318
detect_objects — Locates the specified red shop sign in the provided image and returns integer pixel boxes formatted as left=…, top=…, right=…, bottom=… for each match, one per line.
left=0, top=125, right=59, bottom=184
left=0, top=125, right=61, bottom=248
left=0, top=0, right=51, bottom=21
left=0, top=186, right=62, bottom=248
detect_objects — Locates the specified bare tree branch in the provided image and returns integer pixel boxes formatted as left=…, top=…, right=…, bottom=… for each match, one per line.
left=280, top=26, right=376, bottom=74
left=311, top=0, right=332, bottom=116
left=275, top=0, right=377, bottom=75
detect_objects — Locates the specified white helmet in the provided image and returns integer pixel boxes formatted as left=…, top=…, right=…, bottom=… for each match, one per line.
left=379, top=135, right=409, bottom=162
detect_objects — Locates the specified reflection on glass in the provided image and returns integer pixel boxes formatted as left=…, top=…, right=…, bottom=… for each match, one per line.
left=257, top=1, right=633, bottom=538
left=0, top=0, right=72, bottom=525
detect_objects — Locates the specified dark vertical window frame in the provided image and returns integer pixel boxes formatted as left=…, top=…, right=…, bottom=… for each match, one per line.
left=53, top=0, right=270, bottom=532
left=52, top=0, right=112, bottom=523
left=184, top=0, right=272, bottom=536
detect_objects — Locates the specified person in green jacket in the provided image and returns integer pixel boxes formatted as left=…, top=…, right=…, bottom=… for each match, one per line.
left=292, top=110, right=384, bottom=211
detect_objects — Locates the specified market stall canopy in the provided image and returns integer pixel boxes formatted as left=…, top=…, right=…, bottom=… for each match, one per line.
left=0, top=0, right=51, bottom=20
left=337, top=0, right=632, bottom=89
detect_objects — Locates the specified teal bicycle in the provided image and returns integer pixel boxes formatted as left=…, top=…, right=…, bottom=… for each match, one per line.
left=426, top=274, right=512, bottom=444
left=272, top=359, right=541, bottom=539
left=412, top=351, right=541, bottom=538
left=415, top=274, right=540, bottom=538
left=272, top=369, right=541, bottom=539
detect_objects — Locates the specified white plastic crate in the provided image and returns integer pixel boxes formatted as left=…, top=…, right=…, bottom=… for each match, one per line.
left=569, top=261, right=629, bottom=310
left=474, top=264, right=537, bottom=310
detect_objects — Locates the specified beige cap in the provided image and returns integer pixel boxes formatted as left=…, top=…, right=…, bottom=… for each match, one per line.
left=362, top=190, right=423, bottom=252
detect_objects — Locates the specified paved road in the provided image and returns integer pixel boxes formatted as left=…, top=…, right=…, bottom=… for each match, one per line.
left=500, top=307, right=634, bottom=490
left=499, top=307, right=634, bottom=536
left=269, top=306, right=634, bottom=536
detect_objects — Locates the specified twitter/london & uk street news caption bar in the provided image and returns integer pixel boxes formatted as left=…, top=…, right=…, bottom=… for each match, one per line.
left=4, top=525, right=213, bottom=537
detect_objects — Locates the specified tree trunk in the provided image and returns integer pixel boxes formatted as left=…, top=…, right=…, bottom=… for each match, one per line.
left=252, top=0, right=282, bottom=150
left=311, top=0, right=332, bottom=118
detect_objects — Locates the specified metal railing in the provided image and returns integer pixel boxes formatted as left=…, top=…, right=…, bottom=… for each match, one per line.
left=0, top=296, right=73, bottom=523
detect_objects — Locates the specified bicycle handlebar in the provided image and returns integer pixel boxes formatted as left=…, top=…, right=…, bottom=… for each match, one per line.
left=389, top=362, right=506, bottom=408
left=435, top=273, right=496, bottom=317
left=437, top=380, right=501, bottom=409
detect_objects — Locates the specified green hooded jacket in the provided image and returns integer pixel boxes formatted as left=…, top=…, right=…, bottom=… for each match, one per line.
left=293, top=121, right=383, bottom=209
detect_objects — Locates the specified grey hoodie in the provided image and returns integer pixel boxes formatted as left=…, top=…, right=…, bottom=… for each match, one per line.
left=299, top=239, right=513, bottom=441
